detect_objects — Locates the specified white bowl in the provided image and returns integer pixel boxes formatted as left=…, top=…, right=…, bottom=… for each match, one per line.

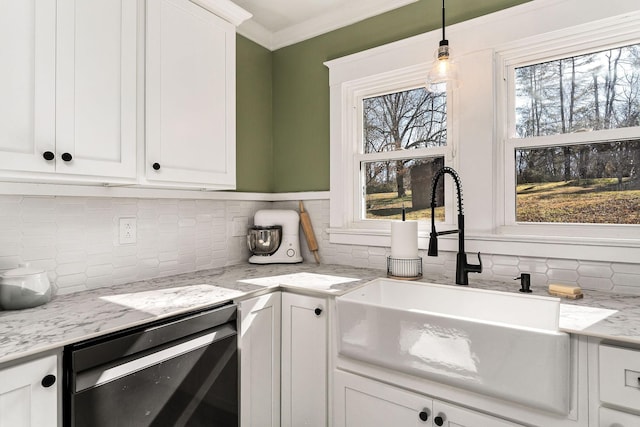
left=0, top=263, right=52, bottom=310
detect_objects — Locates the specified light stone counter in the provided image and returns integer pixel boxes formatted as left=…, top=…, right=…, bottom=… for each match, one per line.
left=0, top=264, right=378, bottom=364
left=1, top=263, right=640, bottom=365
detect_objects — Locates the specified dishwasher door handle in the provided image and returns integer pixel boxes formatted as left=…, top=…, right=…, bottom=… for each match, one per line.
left=74, top=324, right=236, bottom=393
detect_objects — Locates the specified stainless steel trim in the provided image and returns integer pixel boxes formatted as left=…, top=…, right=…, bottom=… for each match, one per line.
left=75, top=324, right=236, bottom=392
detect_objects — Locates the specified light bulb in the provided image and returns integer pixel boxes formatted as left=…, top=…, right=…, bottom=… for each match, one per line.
left=426, top=45, right=459, bottom=90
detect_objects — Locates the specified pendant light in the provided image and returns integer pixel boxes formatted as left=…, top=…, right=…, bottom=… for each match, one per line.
left=426, top=0, right=458, bottom=90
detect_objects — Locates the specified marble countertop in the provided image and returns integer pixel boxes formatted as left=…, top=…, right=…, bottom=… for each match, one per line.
left=1, top=263, right=640, bottom=365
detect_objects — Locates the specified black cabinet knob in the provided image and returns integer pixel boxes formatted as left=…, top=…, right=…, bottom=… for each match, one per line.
left=43, top=151, right=55, bottom=161
left=152, top=162, right=161, bottom=170
left=41, top=374, right=56, bottom=388
left=434, top=415, right=445, bottom=426
left=418, top=410, right=429, bottom=422
left=314, top=307, right=322, bottom=316
left=61, top=152, right=73, bottom=162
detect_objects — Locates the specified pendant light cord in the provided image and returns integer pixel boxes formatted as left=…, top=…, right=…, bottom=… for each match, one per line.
left=441, top=0, right=446, bottom=41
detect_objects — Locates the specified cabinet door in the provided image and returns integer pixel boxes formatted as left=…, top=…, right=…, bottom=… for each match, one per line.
left=146, top=0, right=236, bottom=188
left=0, top=0, right=56, bottom=173
left=55, top=0, right=137, bottom=178
left=0, top=355, right=58, bottom=427
left=334, top=370, right=433, bottom=427
left=599, top=407, right=640, bottom=427
left=281, top=293, right=327, bottom=427
left=432, top=401, right=522, bottom=427
left=239, top=293, right=281, bottom=427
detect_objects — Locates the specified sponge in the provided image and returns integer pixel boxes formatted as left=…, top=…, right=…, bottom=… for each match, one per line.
left=548, top=284, right=583, bottom=299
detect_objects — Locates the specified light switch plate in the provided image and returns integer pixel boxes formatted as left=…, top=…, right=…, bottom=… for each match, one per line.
left=119, top=217, right=137, bottom=244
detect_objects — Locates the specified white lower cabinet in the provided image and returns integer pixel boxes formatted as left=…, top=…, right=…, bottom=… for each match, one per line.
left=239, top=291, right=328, bottom=427
left=239, top=293, right=282, bottom=427
left=599, top=407, right=640, bottom=427
left=595, top=343, right=640, bottom=427
left=0, top=354, right=58, bottom=427
left=281, top=292, right=328, bottom=427
left=334, top=370, right=522, bottom=427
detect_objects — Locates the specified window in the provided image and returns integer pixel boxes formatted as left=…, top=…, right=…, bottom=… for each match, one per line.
left=325, top=61, right=455, bottom=239
left=360, top=86, right=447, bottom=221
left=502, top=39, right=640, bottom=230
left=328, top=0, right=640, bottom=261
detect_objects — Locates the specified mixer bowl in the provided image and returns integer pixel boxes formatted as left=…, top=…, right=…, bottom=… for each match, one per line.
left=247, top=226, right=282, bottom=256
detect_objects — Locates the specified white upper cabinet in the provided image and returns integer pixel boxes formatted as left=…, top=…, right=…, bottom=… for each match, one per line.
left=0, top=0, right=56, bottom=174
left=55, top=0, right=138, bottom=179
left=145, top=0, right=242, bottom=189
left=0, top=0, right=137, bottom=180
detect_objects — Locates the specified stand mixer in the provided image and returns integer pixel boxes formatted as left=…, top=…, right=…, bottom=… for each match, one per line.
left=248, top=210, right=303, bottom=264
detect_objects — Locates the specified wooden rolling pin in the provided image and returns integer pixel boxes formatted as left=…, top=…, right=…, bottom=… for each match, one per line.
left=299, top=201, right=320, bottom=264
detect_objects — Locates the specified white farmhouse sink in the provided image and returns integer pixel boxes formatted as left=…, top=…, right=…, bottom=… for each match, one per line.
left=336, top=278, right=570, bottom=414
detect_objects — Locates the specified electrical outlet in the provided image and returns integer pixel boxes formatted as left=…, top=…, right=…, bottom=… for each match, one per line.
left=119, top=217, right=137, bottom=244
left=232, top=217, right=248, bottom=237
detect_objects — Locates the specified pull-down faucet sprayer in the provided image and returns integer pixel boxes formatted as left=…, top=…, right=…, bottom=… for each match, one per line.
left=428, top=166, right=482, bottom=285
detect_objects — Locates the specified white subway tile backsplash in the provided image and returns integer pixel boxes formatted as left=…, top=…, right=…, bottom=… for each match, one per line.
left=0, top=195, right=266, bottom=294
left=539, top=268, right=579, bottom=283
left=612, top=273, right=640, bottom=287
left=611, top=263, right=640, bottom=274
left=492, top=255, right=520, bottom=266
left=86, top=264, right=114, bottom=278
left=546, top=259, right=579, bottom=270
left=577, top=262, right=613, bottom=279
left=491, top=264, right=520, bottom=278
left=1, top=195, right=639, bottom=294
left=578, top=276, right=614, bottom=291
left=56, top=273, right=88, bottom=288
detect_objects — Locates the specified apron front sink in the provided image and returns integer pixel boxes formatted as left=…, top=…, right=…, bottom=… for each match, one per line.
left=336, top=278, right=570, bottom=414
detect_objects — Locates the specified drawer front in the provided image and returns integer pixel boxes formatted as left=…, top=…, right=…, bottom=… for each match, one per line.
left=600, top=407, right=640, bottom=427
left=599, top=344, right=640, bottom=410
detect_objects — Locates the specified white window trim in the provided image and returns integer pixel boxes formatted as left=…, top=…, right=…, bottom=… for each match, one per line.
left=495, top=12, right=640, bottom=241
left=326, top=0, right=640, bottom=263
left=327, top=62, right=458, bottom=249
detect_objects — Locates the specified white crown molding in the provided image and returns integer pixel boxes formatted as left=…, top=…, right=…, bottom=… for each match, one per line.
left=189, top=0, right=252, bottom=26
left=237, top=20, right=275, bottom=50
left=237, top=0, right=418, bottom=51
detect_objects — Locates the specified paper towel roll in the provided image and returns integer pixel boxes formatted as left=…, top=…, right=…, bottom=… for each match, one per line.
left=391, top=220, right=418, bottom=259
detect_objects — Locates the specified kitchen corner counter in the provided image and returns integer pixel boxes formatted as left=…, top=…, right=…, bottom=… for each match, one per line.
left=0, top=264, right=378, bottom=365
left=2, top=263, right=640, bottom=365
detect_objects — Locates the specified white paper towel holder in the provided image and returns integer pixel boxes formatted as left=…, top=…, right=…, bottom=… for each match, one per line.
left=387, top=257, right=423, bottom=280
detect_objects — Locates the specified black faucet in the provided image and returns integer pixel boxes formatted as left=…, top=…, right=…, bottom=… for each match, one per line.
left=427, top=166, right=482, bottom=285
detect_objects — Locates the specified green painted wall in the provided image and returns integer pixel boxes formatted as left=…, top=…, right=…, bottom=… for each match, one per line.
left=235, top=0, right=531, bottom=192
left=270, top=0, right=531, bottom=192
left=235, top=36, right=273, bottom=192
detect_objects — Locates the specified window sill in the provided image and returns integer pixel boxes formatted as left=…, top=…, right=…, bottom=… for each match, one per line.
left=328, top=227, right=640, bottom=263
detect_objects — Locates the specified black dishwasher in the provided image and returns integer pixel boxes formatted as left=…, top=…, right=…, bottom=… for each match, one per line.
left=64, top=303, right=238, bottom=427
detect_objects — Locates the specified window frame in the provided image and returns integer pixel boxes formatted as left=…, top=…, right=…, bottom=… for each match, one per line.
left=333, top=63, right=457, bottom=239
left=356, top=84, right=450, bottom=224
left=496, top=20, right=640, bottom=240
left=326, top=0, right=640, bottom=263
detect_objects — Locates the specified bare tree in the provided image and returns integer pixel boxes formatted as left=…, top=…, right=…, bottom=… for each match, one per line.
left=363, top=87, right=446, bottom=198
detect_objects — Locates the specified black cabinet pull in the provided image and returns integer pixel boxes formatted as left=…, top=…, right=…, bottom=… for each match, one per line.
left=41, top=374, right=56, bottom=388
left=314, top=307, right=322, bottom=316
left=434, top=415, right=445, bottom=426
left=43, top=151, right=55, bottom=161
left=152, top=162, right=161, bottom=170
left=61, top=152, right=73, bottom=162
left=418, top=410, right=429, bottom=422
